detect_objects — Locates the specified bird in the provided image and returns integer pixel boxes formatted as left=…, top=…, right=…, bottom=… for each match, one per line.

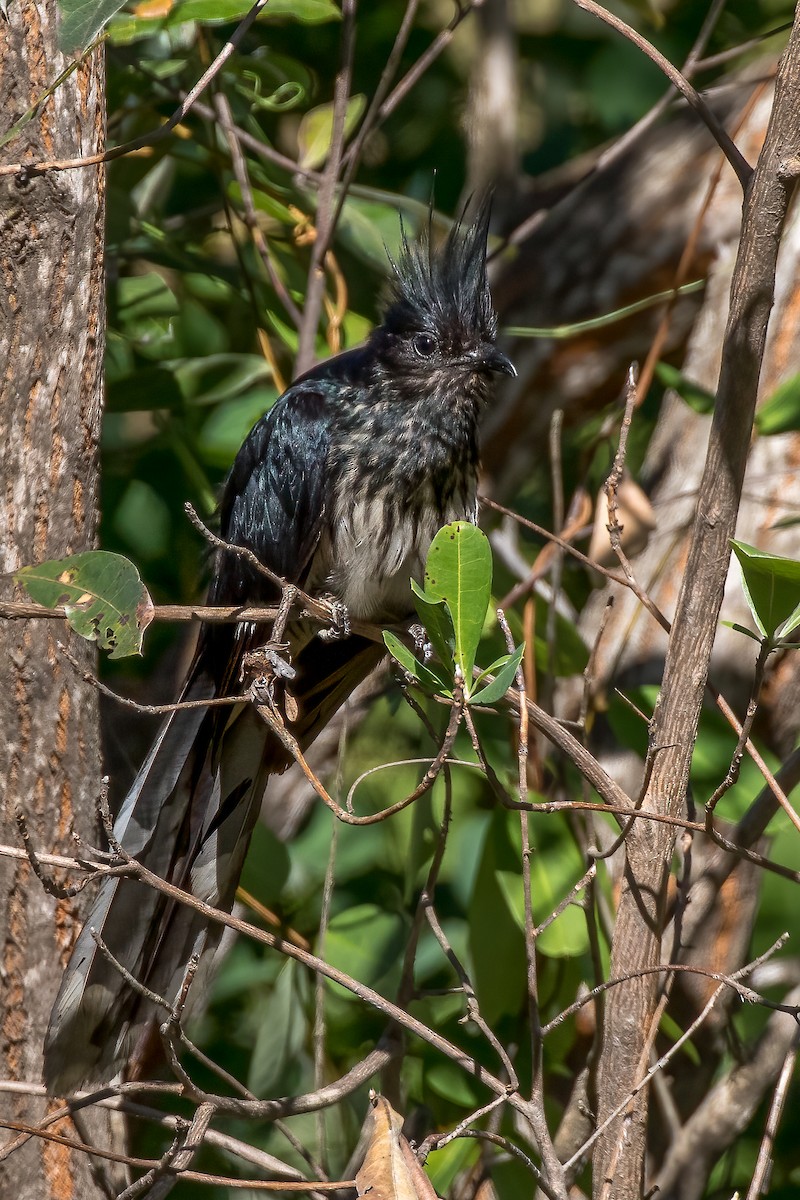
left=43, top=195, right=516, bottom=1094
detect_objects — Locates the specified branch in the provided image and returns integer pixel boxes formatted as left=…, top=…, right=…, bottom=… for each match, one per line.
left=596, top=9, right=800, bottom=1190
left=0, top=0, right=273, bottom=179
left=653, top=983, right=800, bottom=1197
left=570, top=0, right=753, bottom=190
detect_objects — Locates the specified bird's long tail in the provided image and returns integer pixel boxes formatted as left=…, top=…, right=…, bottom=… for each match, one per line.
left=44, top=628, right=384, bottom=1094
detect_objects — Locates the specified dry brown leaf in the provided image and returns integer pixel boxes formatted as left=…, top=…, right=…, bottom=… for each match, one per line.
left=356, top=1093, right=439, bottom=1200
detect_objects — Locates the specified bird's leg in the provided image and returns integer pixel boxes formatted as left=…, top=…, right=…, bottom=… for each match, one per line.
left=318, top=598, right=351, bottom=642
left=408, top=622, right=433, bottom=662
left=240, top=583, right=299, bottom=705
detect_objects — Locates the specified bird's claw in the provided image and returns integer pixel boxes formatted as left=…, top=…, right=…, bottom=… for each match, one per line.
left=409, top=622, right=433, bottom=662
left=319, top=600, right=351, bottom=642
left=241, top=642, right=296, bottom=705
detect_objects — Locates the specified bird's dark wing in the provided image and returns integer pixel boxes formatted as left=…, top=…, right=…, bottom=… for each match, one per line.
left=212, top=380, right=334, bottom=608
left=200, top=380, right=335, bottom=701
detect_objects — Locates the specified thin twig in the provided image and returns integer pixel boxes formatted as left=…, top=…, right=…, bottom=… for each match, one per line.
left=603, top=365, right=639, bottom=583
left=0, top=0, right=274, bottom=179
left=328, top=0, right=421, bottom=243
left=342, top=2, right=476, bottom=161
left=566, top=936, right=792, bottom=1171
left=422, top=901, right=518, bottom=1088
left=705, top=636, right=774, bottom=816
left=745, top=1025, right=800, bottom=1200
left=213, top=90, right=303, bottom=329
left=483, top=495, right=800, bottom=826
left=570, top=0, right=752, bottom=190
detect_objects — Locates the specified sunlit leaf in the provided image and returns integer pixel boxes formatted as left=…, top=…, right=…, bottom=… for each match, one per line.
left=756, top=372, right=800, bottom=436
left=470, top=643, right=524, bottom=705
left=298, top=94, right=367, bottom=170
left=15, top=551, right=153, bottom=658
left=731, top=540, right=800, bottom=640
left=424, top=522, right=492, bottom=690
left=165, top=0, right=341, bottom=23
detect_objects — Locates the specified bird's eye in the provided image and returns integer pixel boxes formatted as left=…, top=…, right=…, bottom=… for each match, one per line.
left=412, top=333, right=437, bottom=359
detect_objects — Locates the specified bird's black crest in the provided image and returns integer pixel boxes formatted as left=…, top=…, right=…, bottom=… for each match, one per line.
left=382, top=195, right=497, bottom=341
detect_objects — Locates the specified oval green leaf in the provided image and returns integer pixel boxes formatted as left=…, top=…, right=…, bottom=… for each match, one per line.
left=424, top=522, right=492, bottom=690
left=297, top=94, right=366, bottom=170
left=470, top=643, right=524, bottom=706
left=383, top=631, right=451, bottom=697
left=410, top=579, right=455, bottom=676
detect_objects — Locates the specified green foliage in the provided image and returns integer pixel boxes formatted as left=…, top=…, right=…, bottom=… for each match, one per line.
left=655, top=361, right=716, bottom=414
left=58, top=0, right=128, bottom=53
left=15, top=551, right=152, bottom=658
left=755, top=371, right=800, bottom=435
left=384, top=523, right=524, bottom=705
left=731, top=539, right=800, bottom=642
left=297, top=94, right=367, bottom=169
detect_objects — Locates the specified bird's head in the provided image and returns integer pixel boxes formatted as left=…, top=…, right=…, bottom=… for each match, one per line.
left=368, top=196, right=516, bottom=398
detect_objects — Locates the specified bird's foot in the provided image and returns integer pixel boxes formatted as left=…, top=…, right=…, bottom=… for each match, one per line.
left=241, top=642, right=296, bottom=705
left=318, top=600, right=351, bottom=642
left=409, top=623, right=433, bottom=662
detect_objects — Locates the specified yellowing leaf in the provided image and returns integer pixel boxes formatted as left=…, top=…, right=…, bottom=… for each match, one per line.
left=15, top=551, right=153, bottom=659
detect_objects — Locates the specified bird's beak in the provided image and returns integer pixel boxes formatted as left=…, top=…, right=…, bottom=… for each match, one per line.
left=476, top=345, right=517, bottom=378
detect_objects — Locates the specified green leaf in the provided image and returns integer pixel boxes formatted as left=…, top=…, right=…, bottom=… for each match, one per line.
left=58, top=0, right=126, bottom=52
left=410, top=579, right=455, bottom=675
left=655, top=362, right=715, bottom=414
left=730, top=540, right=800, bottom=640
left=247, top=959, right=309, bottom=1096
left=165, top=0, right=341, bottom=23
left=297, top=94, right=367, bottom=170
left=720, top=620, right=764, bottom=643
left=174, top=354, right=274, bottom=406
left=470, top=643, right=525, bottom=705
left=198, top=390, right=276, bottom=467
left=468, top=814, right=527, bottom=1024
left=324, top=903, right=407, bottom=995
left=115, top=272, right=179, bottom=323
left=659, top=1011, right=701, bottom=1065
left=15, top=551, right=153, bottom=659
left=755, top=372, right=800, bottom=436
left=424, top=522, right=492, bottom=691
left=383, top=631, right=451, bottom=696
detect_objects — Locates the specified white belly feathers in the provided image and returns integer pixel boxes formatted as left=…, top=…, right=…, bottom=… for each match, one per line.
left=323, top=487, right=476, bottom=622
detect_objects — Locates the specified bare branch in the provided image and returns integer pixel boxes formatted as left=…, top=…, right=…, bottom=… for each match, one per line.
left=569, top=0, right=752, bottom=190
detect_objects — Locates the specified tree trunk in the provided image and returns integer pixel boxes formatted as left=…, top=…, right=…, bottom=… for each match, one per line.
left=0, top=5, right=118, bottom=1195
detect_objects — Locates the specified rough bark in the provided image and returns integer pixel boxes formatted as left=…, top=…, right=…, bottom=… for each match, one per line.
left=0, top=4, right=117, bottom=1196
left=593, top=16, right=800, bottom=1197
